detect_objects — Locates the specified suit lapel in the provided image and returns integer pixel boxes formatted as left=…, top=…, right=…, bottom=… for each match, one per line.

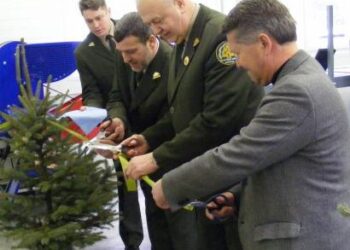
left=88, top=34, right=115, bottom=61
left=130, top=72, right=157, bottom=110
left=130, top=41, right=166, bottom=110
left=168, top=5, right=206, bottom=103
left=275, top=50, right=309, bottom=86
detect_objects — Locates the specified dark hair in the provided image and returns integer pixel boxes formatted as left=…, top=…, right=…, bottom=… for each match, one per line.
left=79, top=0, right=107, bottom=13
left=114, top=12, right=152, bottom=44
left=222, top=0, right=296, bottom=44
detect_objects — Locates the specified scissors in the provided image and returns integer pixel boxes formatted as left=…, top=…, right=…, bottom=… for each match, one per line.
left=186, top=194, right=233, bottom=223
left=87, top=140, right=126, bottom=154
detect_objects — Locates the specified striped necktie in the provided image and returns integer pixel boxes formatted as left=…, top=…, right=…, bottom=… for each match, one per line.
left=105, top=35, right=116, bottom=52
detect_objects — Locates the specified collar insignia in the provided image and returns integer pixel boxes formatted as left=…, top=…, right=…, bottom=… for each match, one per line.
left=152, top=72, right=161, bottom=80
left=193, top=38, right=200, bottom=47
left=184, top=56, right=190, bottom=66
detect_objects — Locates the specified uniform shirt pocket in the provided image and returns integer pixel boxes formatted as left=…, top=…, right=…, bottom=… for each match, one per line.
left=254, top=222, right=301, bottom=242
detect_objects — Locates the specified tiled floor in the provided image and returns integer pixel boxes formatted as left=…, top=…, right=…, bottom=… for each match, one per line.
left=0, top=186, right=151, bottom=250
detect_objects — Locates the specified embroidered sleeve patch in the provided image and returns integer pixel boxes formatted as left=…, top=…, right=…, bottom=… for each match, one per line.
left=216, top=41, right=237, bottom=66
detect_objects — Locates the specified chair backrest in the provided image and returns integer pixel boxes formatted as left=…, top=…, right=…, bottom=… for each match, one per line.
left=315, top=48, right=336, bottom=70
left=337, top=87, right=350, bottom=124
left=0, top=41, right=21, bottom=124
left=24, top=41, right=80, bottom=84
left=0, top=41, right=80, bottom=124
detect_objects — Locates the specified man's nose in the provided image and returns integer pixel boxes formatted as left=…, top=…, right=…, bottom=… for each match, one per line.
left=92, top=20, right=100, bottom=29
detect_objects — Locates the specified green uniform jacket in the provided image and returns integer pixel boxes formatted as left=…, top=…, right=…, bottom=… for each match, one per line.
left=74, top=20, right=117, bottom=108
left=142, top=4, right=264, bottom=172
left=107, top=40, right=173, bottom=136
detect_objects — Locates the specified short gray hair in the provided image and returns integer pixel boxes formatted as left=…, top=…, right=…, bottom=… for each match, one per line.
left=222, top=0, right=296, bottom=44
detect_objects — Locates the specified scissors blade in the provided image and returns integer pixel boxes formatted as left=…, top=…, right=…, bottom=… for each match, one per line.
left=87, top=141, right=123, bottom=153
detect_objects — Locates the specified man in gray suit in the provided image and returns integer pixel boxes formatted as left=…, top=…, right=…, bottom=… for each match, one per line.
left=151, top=0, right=350, bottom=249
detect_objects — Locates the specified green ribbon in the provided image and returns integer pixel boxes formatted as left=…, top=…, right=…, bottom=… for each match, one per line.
left=117, top=153, right=193, bottom=211
left=118, top=153, right=138, bottom=191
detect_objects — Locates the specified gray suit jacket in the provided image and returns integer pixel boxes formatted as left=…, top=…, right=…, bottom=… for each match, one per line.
left=162, top=50, right=350, bottom=249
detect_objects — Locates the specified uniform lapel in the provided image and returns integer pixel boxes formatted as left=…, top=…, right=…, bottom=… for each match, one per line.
left=88, top=34, right=115, bottom=60
left=168, top=5, right=206, bottom=103
left=130, top=72, right=156, bottom=110
left=130, top=41, right=166, bottom=110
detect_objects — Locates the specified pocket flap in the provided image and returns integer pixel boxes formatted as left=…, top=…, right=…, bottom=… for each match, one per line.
left=254, top=222, right=300, bottom=241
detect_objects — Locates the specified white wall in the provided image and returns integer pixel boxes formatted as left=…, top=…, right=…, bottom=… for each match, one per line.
left=0, top=0, right=229, bottom=43
left=0, top=0, right=136, bottom=43
left=1, top=0, right=349, bottom=49
left=1, top=0, right=349, bottom=96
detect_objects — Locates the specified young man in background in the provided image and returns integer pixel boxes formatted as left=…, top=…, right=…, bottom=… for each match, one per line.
left=75, top=1, right=143, bottom=249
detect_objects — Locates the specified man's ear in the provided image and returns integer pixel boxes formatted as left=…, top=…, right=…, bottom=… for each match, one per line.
left=258, top=33, right=272, bottom=52
left=148, top=35, right=158, bottom=49
left=174, top=0, right=186, bottom=11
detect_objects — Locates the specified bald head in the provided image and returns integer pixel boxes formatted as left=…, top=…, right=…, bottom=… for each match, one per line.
left=136, top=0, right=172, bottom=6
left=136, top=0, right=174, bottom=13
left=136, top=0, right=195, bottom=44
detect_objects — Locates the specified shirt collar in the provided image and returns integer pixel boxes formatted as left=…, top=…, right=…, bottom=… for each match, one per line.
left=184, top=3, right=200, bottom=43
left=99, top=20, right=115, bottom=47
left=270, top=59, right=289, bottom=84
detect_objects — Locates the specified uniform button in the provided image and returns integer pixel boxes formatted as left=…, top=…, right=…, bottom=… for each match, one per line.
left=240, top=220, right=245, bottom=225
left=170, top=106, right=175, bottom=114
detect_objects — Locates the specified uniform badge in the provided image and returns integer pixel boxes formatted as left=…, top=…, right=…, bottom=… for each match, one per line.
left=183, top=56, right=190, bottom=66
left=193, top=38, right=200, bottom=47
left=152, top=72, right=161, bottom=80
left=88, top=42, right=95, bottom=47
left=216, top=41, right=237, bottom=65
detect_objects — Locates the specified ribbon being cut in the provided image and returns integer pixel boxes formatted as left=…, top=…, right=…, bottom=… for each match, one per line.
left=60, top=107, right=155, bottom=189
left=61, top=107, right=193, bottom=210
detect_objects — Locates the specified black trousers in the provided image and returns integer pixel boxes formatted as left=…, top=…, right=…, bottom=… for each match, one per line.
left=196, top=209, right=242, bottom=250
left=115, top=161, right=143, bottom=250
left=141, top=181, right=198, bottom=250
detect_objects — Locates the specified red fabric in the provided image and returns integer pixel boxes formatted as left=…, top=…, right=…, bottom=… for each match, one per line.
left=51, top=95, right=99, bottom=143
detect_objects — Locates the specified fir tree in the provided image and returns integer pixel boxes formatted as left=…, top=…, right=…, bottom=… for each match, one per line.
left=0, top=42, right=118, bottom=250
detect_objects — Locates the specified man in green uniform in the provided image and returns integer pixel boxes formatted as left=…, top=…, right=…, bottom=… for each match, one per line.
left=121, top=0, right=265, bottom=249
left=103, top=12, right=173, bottom=250
left=107, top=13, right=171, bottom=138
left=75, top=1, right=143, bottom=249
left=75, top=0, right=116, bottom=108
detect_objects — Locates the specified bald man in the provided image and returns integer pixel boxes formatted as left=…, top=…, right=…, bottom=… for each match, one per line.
left=109, top=0, right=264, bottom=249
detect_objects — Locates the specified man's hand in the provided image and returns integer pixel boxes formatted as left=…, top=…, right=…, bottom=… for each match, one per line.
left=121, top=134, right=149, bottom=157
left=100, top=117, right=125, bottom=143
left=152, top=179, right=170, bottom=209
left=205, top=192, right=236, bottom=221
left=125, top=152, right=158, bottom=179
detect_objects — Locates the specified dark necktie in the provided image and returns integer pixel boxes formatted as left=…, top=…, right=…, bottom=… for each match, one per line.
left=175, top=42, right=185, bottom=76
left=135, top=72, right=143, bottom=89
left=105, top=35, right=116, bottom=52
